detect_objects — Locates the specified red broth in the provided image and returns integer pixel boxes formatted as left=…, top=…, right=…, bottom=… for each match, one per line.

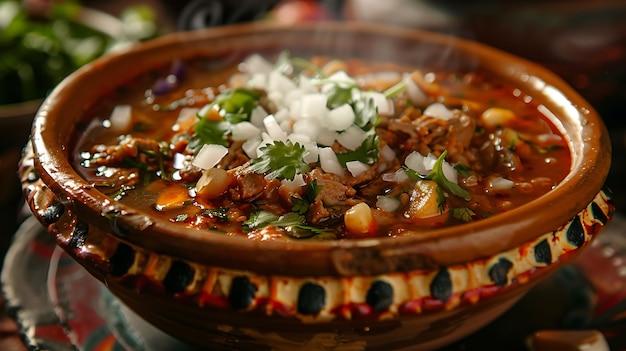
left=73, top=54, right=571, bottom=240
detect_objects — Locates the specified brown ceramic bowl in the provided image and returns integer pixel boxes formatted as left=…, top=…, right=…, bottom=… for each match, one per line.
left=19, top=22, right=614, bottom=350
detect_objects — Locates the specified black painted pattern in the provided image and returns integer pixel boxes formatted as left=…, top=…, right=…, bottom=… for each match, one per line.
left=41, top=201, right=64, bottom=225
left=430, top=269, right=452, bottom=302
left=488, top=258, right=513, bottom=286
left=109, top=243, right=135, bottom=277
left=533, top=239, right=552, bottom=265
left=228, top=276, right=258, bottom=310
left=366, top=280, right=394, bottom=312
left=297, top=282, right=326, bottom=315
left=163, top=261, right=195, bottom=294
left=566, top=215, right=585, bottom=248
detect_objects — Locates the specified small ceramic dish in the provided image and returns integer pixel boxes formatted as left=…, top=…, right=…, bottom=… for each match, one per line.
left=19, top=22, right=614, bottom=350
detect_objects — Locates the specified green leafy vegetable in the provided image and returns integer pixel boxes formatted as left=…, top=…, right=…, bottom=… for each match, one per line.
left=189, top=119, right=230, bottom=150
left=243, top=210, right=326, bottom=236
left=335, top=133, right=380, bottom=166
left=454, top=163, right=472, bottom=177
left=383, top=80, right=407, bottom=98
left=451, top=207, right=476, bottom=222
left=208, top=88, right=261, bottom=124
left=248, top=141, right=310, bottom=180
left=405, top=150, right=471, bottom=201
left=290, top=180, right=322, bottom=215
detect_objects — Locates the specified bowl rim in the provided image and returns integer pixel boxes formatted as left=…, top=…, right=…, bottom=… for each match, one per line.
left=28, top=21, right=612, bottom=276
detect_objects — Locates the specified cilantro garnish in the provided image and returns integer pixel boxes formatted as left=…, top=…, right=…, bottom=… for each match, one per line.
left=405, top=150, right=471, bottom=201
left=352, top=96, right=378, bottom=130
left=451, top=207, right=476, bottom=222
left=454, top=163, right=472, bottom=177
left=189, top=119, right=230, bottom=150
left=382, top=80, right=407, bottom=98
left=326, top=84, right=354, bottom=109
left=248, top=141, right=310, bottom=180
left=243, top=210, right=326, bottom=237
left=291, top=198, right=310, bottom=215
left=290, top=180, right=322, bottom=215
left=335, top=133, right=380, bottom=166
left=209, top=88, right=261, bottom=124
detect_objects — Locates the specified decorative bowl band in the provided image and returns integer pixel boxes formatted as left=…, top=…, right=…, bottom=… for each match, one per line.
left=20, top=142, right=614, bottom=322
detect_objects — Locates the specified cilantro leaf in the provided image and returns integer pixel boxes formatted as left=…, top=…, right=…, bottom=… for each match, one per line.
left=291, top=197, right=310, bottom=215
left=205, top=88, right=261, bottom=124
left=291, top=181, right=322, bottom=215
left=335, top=133, right=380, bottom=166
left=405, top=150, right=471, bottom=201
left=248, top=141, right=310, bottom=180
left=454, top=163, right=472, bottom=177
left=451, top=207, right=476, bottom=222
left=189, top=119, right=230, bottom=150
left=304, top=180, right=321, bottom=202
left=352, top=96, right=378, bottom=130
left=326, top=84, right=354, bottom=109
left=244, top=210, right=327, bottom=238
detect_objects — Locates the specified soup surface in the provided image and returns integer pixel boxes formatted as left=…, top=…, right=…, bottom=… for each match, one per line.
left=74, top=52, right=571, bottom=240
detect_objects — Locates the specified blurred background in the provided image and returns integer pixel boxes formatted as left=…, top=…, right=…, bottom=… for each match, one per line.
left=0, top=0, right=625, bottom=349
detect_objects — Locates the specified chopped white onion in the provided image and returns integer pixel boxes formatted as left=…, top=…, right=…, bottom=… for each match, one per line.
left=382, top=169, right=409, bottom=183
left=346, top=160, right=369, bottom=177
left=322, top=71, right=355, bottom=92
left=362, top=91, right=393, bottom=116
left=489, top=176, right=515, bottom=190
left=281, top=174, right=306, bottom=189
left=283, top=88, right=305, bottom=109
left=302, top=142, right=320, bottom=164
left=403, top=72, right=428, bottom=106
left=325, top=103, right=355, bottom=131
left=442, top=161, right=458, bottom=184
left=267, top=90, right=284, bottom=109
left=380, top=144, right=396, bottom=162
left=108, top=105, right=132, bottom=132
left=316, top=128, right=338, bottom=146
left=231, top=121, right=261, bottom=141
left=300, top=93, right=328, bottom=120
left=242, top=136, right=262, bottom=159
left=268, top=71, right=297, bottom=95
left=250, top=105, right=268, bottom=127
left=287, top=133, right=312, bottom=144
left=424, top=102, right=454, bottom=120
left=192, top=144, right=228, bottom=170
left=336, top=126, right=367, bottom=151
left=248, top=72, right=268, bottom=90
left=319, top=147, right=345, bottom=176
left=263, top=115, right=288, bottom=141
left=376, top=195, right=401, bottom=212
left=292, top=118, right=322, bottom=141
left=405, top=151, right=432, bottom=175
left=242, top=54, right=273, bottom=74
left=298, top=75, right=318, bottom=93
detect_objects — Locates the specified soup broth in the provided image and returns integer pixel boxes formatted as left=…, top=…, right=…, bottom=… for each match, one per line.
left=74, top=53, right=571, bottom=240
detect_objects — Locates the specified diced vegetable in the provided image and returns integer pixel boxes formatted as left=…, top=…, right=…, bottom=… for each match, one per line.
left=192, top=144, right=228, bottom=170
left=406, top=180, right=445, bottom=219
left=195, top=168, right=233, bottom=200
left=344, top=202, right=376, bottom=235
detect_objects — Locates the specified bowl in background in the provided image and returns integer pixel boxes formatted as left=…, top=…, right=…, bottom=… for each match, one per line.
left=19, top=22, right=614, bottom=350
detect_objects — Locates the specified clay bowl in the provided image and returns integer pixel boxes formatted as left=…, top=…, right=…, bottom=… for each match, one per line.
left=19, top=22, right=614, bottom=350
